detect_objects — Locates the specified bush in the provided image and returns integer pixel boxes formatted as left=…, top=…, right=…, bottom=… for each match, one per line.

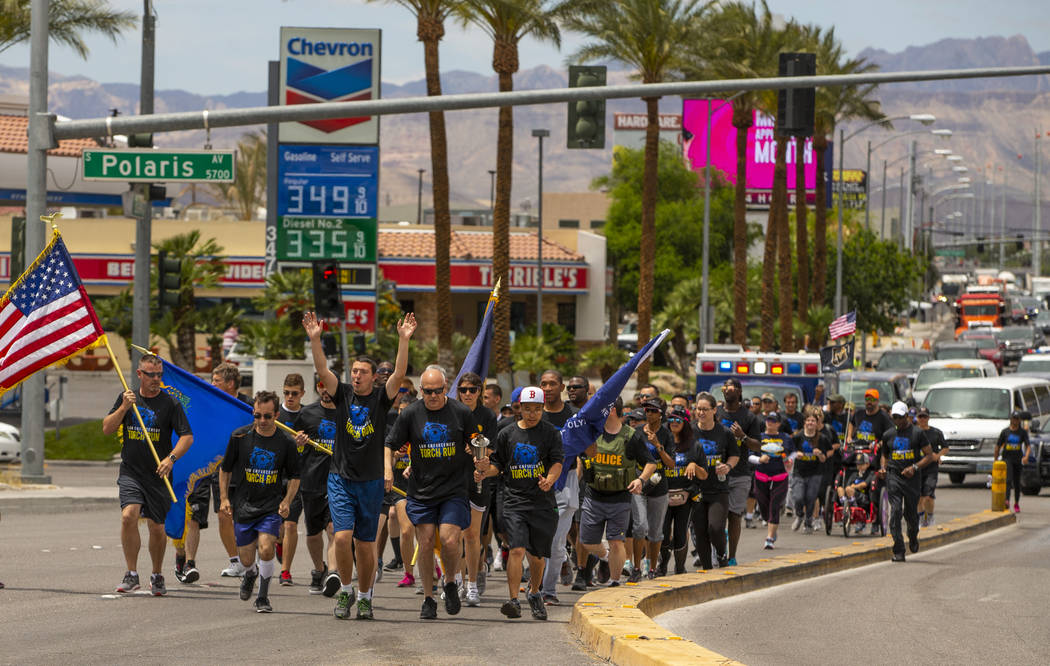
left=581, top=344, right=629, bottom=382
left=510, top=335, right=555, bottom=384
left=44, top=419, right=119, bottom=461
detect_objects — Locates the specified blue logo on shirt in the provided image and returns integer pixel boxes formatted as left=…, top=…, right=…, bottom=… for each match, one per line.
left=248, top=446, right=276, bottom=472
left=893, top=436, right=910, bottom=453
left=699, top=439, right=718, bottom=457
left=423, top=421, right=450, bottom=445
left=318, top=418, right=337, bottom=443
left=513, top=442, right=539, bottom=465
left=137, top=405, right=156, bottom=429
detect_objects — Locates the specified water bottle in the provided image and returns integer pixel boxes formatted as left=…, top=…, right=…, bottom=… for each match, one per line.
left=717, top=471, right=726, bottom=482
left=646, top=471, right=662, bottom=487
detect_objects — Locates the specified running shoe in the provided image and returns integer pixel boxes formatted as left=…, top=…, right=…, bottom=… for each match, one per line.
left=727, top=558, right=738, bottom=566
left=477, top=569, right=487, bottom=596
left=919, top=514, right=929, bottom=528
left=397, top=572, right=415, bottom=588
left=375, top=560, right=383, bottom=583
left=254, top=596, right=272, bottom=613
left=608, top=580, right=621, bottom=587
left=646, top=570, right=658, bottom=580
left=309, top=567, right=327, bottom=594
left=596, top=559, right=611, bottom=585
left=240, top=568, right=258, bottom=601
left=173, top=562, right=186, bottom=583
left=443, top=581, right=461, bottom=615
left=745, top=515, right=754, bottom=529
left=627, top=567, right=641, bottom=584
left=621, top=561, right=632, bottom=579
left=280, top=570, right=293, bottom=586
left=334, top=590, right=352, bottom=619
left=528, top=593, right=548, bottom=621
left=182, top=563, right=200, bottom=584
left=763, top=538, right=775, bottom=550
left=275, top=542, right=283, bottom=564
left=559, top=561, right=572, bottom=586
left=716, top=554, right=729, bottom=568
left=500, top=598, right=522, bottom=619
left=420, top=597, right=438, bottom=620
left=150, top=573, right=167, bottom=597
left=909, top=538, right=920, bottom=554
left=322, top=572, right=341, bottom=598
left=221, top=559, right=246, bottom=578
left=1014, top=503, right=1021, bottom=513
left=356, top=596, right=374, bottom=620
left=116, top=571, right=140, bottom=593
left=571, top=571, right=588, bottom=592
left=465, top=587, right=481, bottom=607
left=802, top=525, right=814, bottom=535
left=791, top=516, right=804, bottom=531
left=542, top=593, right=560, bottom=606
left=384, top=558, right=402, bottom=571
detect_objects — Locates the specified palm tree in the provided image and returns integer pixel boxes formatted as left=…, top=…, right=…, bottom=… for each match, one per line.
left=792, top=24, right=822, bottom=323
left=564, top=0, right=709, bottom=381
left=196, top=302, right=244, bottom=371
left=209, top=131, right=265, bottom=221
left=0, top=0, right=135, bottom=57
left=151, top=231, right=226, bottom=371
left=811, top=26, right=882, bottom=307
left=687, top=0, right=781, bottom=346
left=366, top=0, right=460, bottom=367
left=458, top=0, right=565, bottom=375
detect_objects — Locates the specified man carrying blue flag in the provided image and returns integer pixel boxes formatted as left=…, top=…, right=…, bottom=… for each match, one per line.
left=303, top=310, right=416, bottom=621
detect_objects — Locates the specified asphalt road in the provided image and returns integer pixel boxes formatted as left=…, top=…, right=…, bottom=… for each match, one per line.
left=657, top=491, right=1049, bottom=665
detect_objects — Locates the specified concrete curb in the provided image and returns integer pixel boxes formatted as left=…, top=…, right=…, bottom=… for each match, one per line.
left=0, top=496, right=117, bottom=513
left=569, top=509, right=1015, bottom=665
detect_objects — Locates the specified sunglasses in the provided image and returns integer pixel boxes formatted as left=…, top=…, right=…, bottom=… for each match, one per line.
left=253, top=413, right=275, bottom=420
left=421, top=387, right=444, bottom=396
left=458, top=386, right=479, bottom=394
left=567, top=384, right=587, bottom=390
left=865, top=397, right=878, bottom=402
left=644, top=407, right=661, bottom=413
left=398, top=387, right=409, bottom=393
left=139, top=371, right=162, bottom=378
left=668, top=417, right=684, bottom=423
left=283, top=390, right=301, bottom=397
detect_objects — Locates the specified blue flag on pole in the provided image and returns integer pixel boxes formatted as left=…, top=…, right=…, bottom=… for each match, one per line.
left=555, top=329, right=671, bottom=490
left=448, top=281, right=499, bottom=398
left=158, top=358, right=253, bottom=541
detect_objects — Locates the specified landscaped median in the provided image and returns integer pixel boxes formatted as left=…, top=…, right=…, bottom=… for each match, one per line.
left=569, top=509, right=1016, bottom=665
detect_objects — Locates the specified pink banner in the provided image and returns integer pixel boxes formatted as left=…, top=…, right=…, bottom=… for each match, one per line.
left=682, top=99, right=817, bottom=191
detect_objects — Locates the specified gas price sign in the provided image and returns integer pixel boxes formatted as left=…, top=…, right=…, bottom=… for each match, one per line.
left=277, top=145, right=378, bottom=261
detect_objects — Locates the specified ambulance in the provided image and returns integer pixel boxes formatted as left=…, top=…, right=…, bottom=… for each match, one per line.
left=695, top=351, right=827, bottom=406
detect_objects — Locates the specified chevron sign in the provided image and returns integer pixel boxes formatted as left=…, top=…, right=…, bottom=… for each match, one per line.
left=279, top=27, right=381, bottom=144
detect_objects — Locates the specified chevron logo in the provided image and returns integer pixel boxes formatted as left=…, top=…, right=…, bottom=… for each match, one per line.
left=285, top=57, right=373, bottom=133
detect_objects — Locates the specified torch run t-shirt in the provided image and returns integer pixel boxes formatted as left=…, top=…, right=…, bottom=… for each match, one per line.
left=332, top=381, right=394, bottom=482
left=221, top=426, right=301, bottom=523
left=385, top=398, right=479, bottom=503
left=110, top=390, right=191, bottom=485
left=491, top=420, right=564, bottom=511
left=296, top=401, right=336, bottom=494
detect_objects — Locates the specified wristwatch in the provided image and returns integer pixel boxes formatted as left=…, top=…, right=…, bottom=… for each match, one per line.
left=168, top=453, right=177, bottom=463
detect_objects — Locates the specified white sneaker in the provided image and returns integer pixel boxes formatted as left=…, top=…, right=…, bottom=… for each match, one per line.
left=375, top=560, right=383, bottom=584
left=493, top=550, right=505, bottom=571
left=465, top=587, right=481, bottom=606
left=641, top=557, right=650, bottom=577
left=791, top=516, right=804, bottom=532
left=221, top=560, right=246, bottom=577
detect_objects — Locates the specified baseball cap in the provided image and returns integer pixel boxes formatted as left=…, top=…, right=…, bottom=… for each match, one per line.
left=830, top=393, right=846, bottom=403
left=765, top=411, right=780, bottom=422
left=864, top=388, right=880, bottom=400
left=854, top=453, right=871, bottom=465
left=1011, top=409, right=1023, bottom=419
left=668, top=405, right=690, bottom=421
left=642, top=397, right=665, bottom=412
left=916, top=406, right=930, bottom=417
left=509, top=387, right=523, bottom=404
left=519, top=386, right=544, bottom=404
left=890, top=401, right=908, bottom=417
left=761, top=392, right=776, bottom=402
left=626, top=408, right=646, bottom=422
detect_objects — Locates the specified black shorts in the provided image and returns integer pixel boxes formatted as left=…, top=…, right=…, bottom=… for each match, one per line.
left=208, top=472, right=235, bottom=514
left=503, top=506, right=558, bottom=558
left=469, top=477, right=493, bottom=513
left=187, top=481, right=211, bottom=529
left=921, top=468, right=938, bottom=499
left=118, top=473, right=172, bottom=524
left=382, top=488, right=406, bottom=513
left=283, top=492, right=303, bottom=523
left=301, top=492, right=332, bottom=537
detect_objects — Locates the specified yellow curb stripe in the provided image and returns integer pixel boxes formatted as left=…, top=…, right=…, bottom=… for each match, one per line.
left=569, top=509, right=1015, bottom=665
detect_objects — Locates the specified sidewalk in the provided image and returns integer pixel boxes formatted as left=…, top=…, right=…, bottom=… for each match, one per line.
left=0, top=459, right=117, bottom=512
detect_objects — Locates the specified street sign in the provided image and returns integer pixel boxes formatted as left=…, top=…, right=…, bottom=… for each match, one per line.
left=935, top=248, right=966, bottom=257
left=276, top=144, right=378, bottom=261
left=82, top=149, right=235, bottom=182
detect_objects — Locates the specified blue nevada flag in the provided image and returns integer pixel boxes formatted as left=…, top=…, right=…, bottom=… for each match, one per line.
left=555, top=329, right=671, bottom=490
left=447, top=284, right=498, bottom=398
left=158, top=358, right=253, bottom=541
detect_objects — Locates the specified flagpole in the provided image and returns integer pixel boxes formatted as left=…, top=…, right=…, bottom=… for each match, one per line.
left=128, top=343, right=332, bottom=456
left=102, top=335, right=177, bottom=502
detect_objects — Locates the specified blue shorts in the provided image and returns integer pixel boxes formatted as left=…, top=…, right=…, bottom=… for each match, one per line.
left=405, top=495, right=470, bottom=530
left=234, top=514, right=282, bottom=547
left=327, top=474, right=384, bottom=542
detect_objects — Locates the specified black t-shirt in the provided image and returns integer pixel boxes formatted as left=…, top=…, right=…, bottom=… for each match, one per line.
left=384, top=398, right=479, bottom=503
left=779, top=410, right=803, bottom=435
left=639, top=424, right=672, bottom=497
left=792, top=431, right=832, bottom=477
left=850, top=409, right=894, bottom=450
left=473, top=404, right=499, bottom=441
left=716, top=404, right=759, bottom=477
left=296, top=401, right=336, bottom=494
left=756, top=431, right=794, bottom=477
left=491, top=420, right=564, bottom=511
left=997, top=426, right=1030, bottom=462
left=496, top=415, right=517, bottom=434
left=881, top=424, right=929, bottom=473
left=585, top=427, right=654, bottom=504
left=542, top=403, right=577, bottom=429
left=827, top=410, right=848, bottom=438
left=221, top=426, right=301, bottom=523
left=845, top=468, right=873, bottom=494
left=332, top=382, right=394, bottom=482
left=110, top=390, right=192, bottom=485
left=695, top=423, right=740, bottom=495
left=278, top=403, right=303, bottom=432
left=921, top=425, right=946, bottom=472
left=665, top=442, right=704, bottom=492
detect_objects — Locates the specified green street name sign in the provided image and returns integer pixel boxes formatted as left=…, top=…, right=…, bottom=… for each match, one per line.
left=82, top=149, right=236, bottom=182
left=276, top=216, right=377, bottom=262
left=935, top=248, right=965, bottom=257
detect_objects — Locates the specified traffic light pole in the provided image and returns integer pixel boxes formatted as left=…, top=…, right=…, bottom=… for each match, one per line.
left=132, top=0, right=155, bottom=374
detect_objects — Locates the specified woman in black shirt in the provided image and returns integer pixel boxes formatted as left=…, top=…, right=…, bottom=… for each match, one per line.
left=658, top=406, right=705, bottom=575
left=692, top=393, right=740, bottom=570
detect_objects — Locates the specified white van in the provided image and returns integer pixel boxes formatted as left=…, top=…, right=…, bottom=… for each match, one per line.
left=911, top=359, right=998, bottom=405
left=924, top=376, right=1050, bottom=485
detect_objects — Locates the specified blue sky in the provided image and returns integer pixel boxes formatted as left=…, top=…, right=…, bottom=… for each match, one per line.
left=3, top=0, right=1050, bottom=95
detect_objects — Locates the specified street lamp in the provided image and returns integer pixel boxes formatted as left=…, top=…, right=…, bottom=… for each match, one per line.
left=488, top=169, right=496, bottom=224
left=531, top=129, right=549, bottom=338
left=417, top=169, right=425, bottom=225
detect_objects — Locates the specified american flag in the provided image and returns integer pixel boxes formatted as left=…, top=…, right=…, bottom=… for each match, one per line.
left=828, top=310, right=857, bottom=340
left=0, top=233, right=104, bottom=396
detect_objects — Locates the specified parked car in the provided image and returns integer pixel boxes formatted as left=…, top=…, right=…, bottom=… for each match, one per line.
left=0, top=421, right=20, bottom=463
left=995, top=325, right=1045, bottom=366
left=875, top=349, right=932, bottom=387
left=834, top=371, right=912, bottom=409
left=617, top=322, right=638, bottom=352
left=911, top=359, right=999, bottom=405
left=928, top=376, right=1050, bottom=485
left=933, top=341, right=980, bottom=362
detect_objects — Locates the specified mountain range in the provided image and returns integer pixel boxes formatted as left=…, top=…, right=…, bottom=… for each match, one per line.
left=2, top=34, right=1050, bottom=227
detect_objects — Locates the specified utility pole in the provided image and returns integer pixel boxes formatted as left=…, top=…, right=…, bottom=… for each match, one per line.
left=1036, top=131, right=1043, bottom=278
left=880, top=158, right=888, bottom=239
left=864, top=140, right=872, bottom=230
left=532, top=129, right=549, bottom=337
left=132, top=0, right=155, bottom=373
left=905, top=140, right=916, bottom=251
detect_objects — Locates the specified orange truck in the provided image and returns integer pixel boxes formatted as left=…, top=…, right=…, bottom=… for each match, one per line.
left=954, top=292, right=1004, bottom=337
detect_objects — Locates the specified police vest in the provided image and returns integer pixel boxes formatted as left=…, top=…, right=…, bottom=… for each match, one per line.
left=588, top=425, right=636, bottom=493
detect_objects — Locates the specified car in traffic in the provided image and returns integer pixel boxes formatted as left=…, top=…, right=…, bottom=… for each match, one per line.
left=1016, top=353, right=1050, bottom=375
left=875, top=348, right=932, bottom=387
left=995, top=325, right=1044, bottom=366
left=927, top=376, right=1050, bottom=485
left=911, top=359, right=999, bottom=405
left=835, top=371, right=912, bottom=409
left=933, top=341, right=980, bottom=362
left=0, top=421, right=20, bottom=463
left=1033, top=309, right=1050, bottom=335
left=958, top=334, right=1005, bottom=372
left=617, top=321, right=637, bottom=352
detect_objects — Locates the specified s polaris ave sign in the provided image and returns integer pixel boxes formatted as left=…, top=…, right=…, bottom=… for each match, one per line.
left=81, top=149, right=236, bottom=182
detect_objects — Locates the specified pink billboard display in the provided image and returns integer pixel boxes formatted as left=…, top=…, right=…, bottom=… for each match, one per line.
left=682, top=99, right=824, bottom=207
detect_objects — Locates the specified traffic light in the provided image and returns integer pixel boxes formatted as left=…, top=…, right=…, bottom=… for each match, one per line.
left=777, top=52, right=816, bottom=137
left=312, top=260, right=343, bottom=320
left=353, top=334, right=366, bottom=354
left=1017, top=234, right=1024, bottom=251
left=567, top=65, right=606, bottom=149
left=157, top=251, right=183, bottom=312
left=127, top=133, right=153, bottom=148
left=976, top=236, right=985, bottom=253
